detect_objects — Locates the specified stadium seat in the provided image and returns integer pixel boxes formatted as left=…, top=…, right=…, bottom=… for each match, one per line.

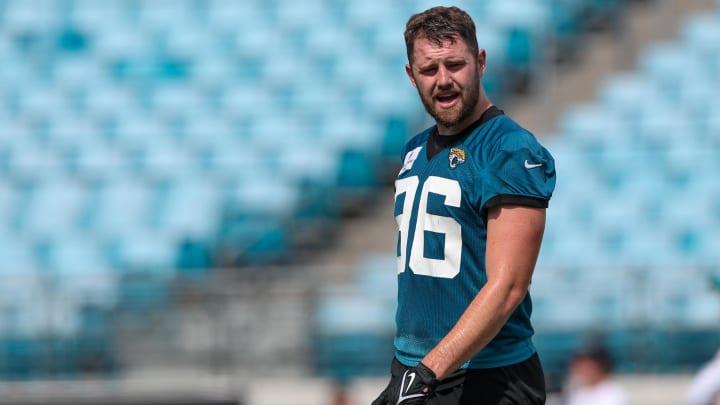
left=18, top=177, right=89, bottom=237
left=649, top=272, right=720, bottom=327
left=344, top=1, right=404, bottom=30
left=205, top=0, right=268, bottom=31
left=558, top=104, right=630, bottom=153
left=475, top=23, right=507, bottom=65
left=36, top=236, right=118, bottom=309
left=0, top=182, right=18, bottom=229
left=0, top=269, right=80, bottom=339
left=0, top=116, right=34, bottom=146
left=226, top=174, right=298, bottom=218
left=145, top=85, right=206, bottom=118
left=45, top=112, right=104, bottom=148
left=273, top=0, right=334, bottom=29
left=16, top=86, right=67, bottom=120
left=486, top=0, right=550, bottom=34
left=191, top=53, right=237, bottom=87
left=681, top=14, right=720, bottom=68
left=212, top=175, right=300, bottom=265
left=0, top=48, right=33, bottom=91
left=67, top=0, right=130, bottom=32
left=106, top=231, right=178, bottom=276
left=52, top=58, right=106, bottom=93
left=361, top=81, right=419, bottom=118
left=83, top=179, right=156, bottom=237
left=634, top=99, right=693, bottom=150
left=179, top=111, right=238, bottom=148
left=315, top=293, right=395, bottom=336
left=640, top=42, right=707, bottom=97
left=111, top=111, right=169, bottom=147
left=363, top=23, right=407, bottom=61
left=216, top=83, right=274, bottom=121
left=353, top=254, right=397, bottom=306
left=2, top=0, right=62, bottom=33
left=598, top=73, right=660, bottom=118
left=133, top=141, right=198, bottom=180
left=68, top=140, right=133, bottom=181
left=5, top=140, right=66, bottom=181
left=78, top=81, right=139, bottom=120
left=135, top=0, right=197, bottom=30
left=199, top=140, right=263, bottom=181
left=153, top=176, right=223, bottom=239
left=0, top=233, right=37, bottom=274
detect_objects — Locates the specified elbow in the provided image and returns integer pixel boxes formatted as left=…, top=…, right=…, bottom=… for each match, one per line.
left=504, top=283, right=530, bottom=314
left=487, top=277, right=531, bottom=316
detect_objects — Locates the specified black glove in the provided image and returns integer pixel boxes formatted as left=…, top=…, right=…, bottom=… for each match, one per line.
left=372, top=361, right=438, bottom=405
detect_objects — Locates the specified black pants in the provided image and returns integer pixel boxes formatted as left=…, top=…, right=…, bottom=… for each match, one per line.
left=391, top=354, right=546, bottom=404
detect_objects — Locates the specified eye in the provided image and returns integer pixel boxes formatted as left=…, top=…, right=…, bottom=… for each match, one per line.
left=446, top=62, right=465, bottom=72
left=419, top=66, right=438, bottom=76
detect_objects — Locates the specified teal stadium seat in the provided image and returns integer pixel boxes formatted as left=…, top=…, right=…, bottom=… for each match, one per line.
left=640, top=42, right=707, bottom=99
left=107, top=231, right=178, bottom=276
left=134, top=141, right=198, bottom=181
left=83, top=179, right=156, bottom=237
left=18, top=177, right=88, bottom=237
left=353, top=254, right=398, bottom=307
left=0, top=181, right=18, bottom=229
left=45, top=113, right=104, bottom=148
left=313, top=292, right=396, bottom=379
left=154, top=176, right=223, bottom=241
left=0, top=233, right=37, bottom=274
left=213, top=175, right=298, bottom=265
left=37, top=236, right=118, bottom=309
left=5, top=141, right=66, bottom=181
left=68, top=141, right=134, bottom=181
left=681, top=14, right=720, bottom=71
left=111, top=111, right=168, bottom=146
left=598, top=73, right=660, bottom=119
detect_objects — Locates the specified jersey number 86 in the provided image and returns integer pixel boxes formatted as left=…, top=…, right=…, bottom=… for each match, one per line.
left=395, top=176, right=462, bottom=279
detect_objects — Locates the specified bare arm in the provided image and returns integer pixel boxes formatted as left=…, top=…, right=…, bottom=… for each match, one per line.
left=421, top=205, right=546, bottom=380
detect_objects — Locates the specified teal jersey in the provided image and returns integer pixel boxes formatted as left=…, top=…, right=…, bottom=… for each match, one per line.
left=393, top=111, right=555, bottom=369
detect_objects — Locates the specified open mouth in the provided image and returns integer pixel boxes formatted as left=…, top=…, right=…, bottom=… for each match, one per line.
left=435, top=93, right=459, bottom=108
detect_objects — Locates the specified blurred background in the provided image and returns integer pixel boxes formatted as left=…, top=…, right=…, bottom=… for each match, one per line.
left=0, top=0, right=718, bottom=404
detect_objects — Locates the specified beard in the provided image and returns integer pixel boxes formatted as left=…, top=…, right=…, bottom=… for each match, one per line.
left=416, top=72, right=481, bottom=130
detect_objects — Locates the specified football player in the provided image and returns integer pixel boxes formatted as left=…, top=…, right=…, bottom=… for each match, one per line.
left=373, top=6, right=556, bottom=405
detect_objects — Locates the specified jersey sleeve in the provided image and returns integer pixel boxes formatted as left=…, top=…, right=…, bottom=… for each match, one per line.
left=480, top=131, right=556, bottom=212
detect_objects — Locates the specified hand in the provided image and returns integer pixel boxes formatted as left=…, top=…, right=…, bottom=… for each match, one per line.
left=372, top=362, right=438, bottom=405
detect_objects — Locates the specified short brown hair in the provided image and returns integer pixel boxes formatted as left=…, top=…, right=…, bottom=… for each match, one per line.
left=404, top=6, right=479, bottom=65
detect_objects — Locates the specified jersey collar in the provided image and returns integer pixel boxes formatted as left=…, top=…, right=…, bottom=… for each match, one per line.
left=426, top=105, right=505, bottom=161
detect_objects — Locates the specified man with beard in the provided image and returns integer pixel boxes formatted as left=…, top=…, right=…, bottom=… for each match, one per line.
left=372, top=6, right=556, bottom=405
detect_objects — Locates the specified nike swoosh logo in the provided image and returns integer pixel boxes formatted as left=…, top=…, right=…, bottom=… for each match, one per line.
left=405, top=372, right=416, bottom=394
left=524, top=160, right=543, bottom=169
left=396, top=370, right=425, bottom=405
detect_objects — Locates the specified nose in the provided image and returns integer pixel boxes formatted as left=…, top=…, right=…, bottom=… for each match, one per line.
left=437, top=66, right=453, bottom=89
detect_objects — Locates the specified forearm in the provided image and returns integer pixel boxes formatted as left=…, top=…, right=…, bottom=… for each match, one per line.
left=421, top=278, right=528, bottom=380
left=422, top=205, right=544, bottom=380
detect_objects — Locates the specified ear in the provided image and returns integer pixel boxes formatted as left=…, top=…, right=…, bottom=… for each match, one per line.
left=405, top=63, right=418, bottom=88
left=477, top=49, right=487, bottom=76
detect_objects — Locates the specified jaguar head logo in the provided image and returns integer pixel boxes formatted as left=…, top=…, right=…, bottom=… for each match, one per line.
left=448, top=147, right=466, bottom=169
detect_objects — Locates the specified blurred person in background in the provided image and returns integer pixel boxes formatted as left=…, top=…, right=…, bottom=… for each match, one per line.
left=563, top=343, right=628, bottom=405
left=687, top=347, right=720, bottom=405
left=372, top=6, right=555, bottom=405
